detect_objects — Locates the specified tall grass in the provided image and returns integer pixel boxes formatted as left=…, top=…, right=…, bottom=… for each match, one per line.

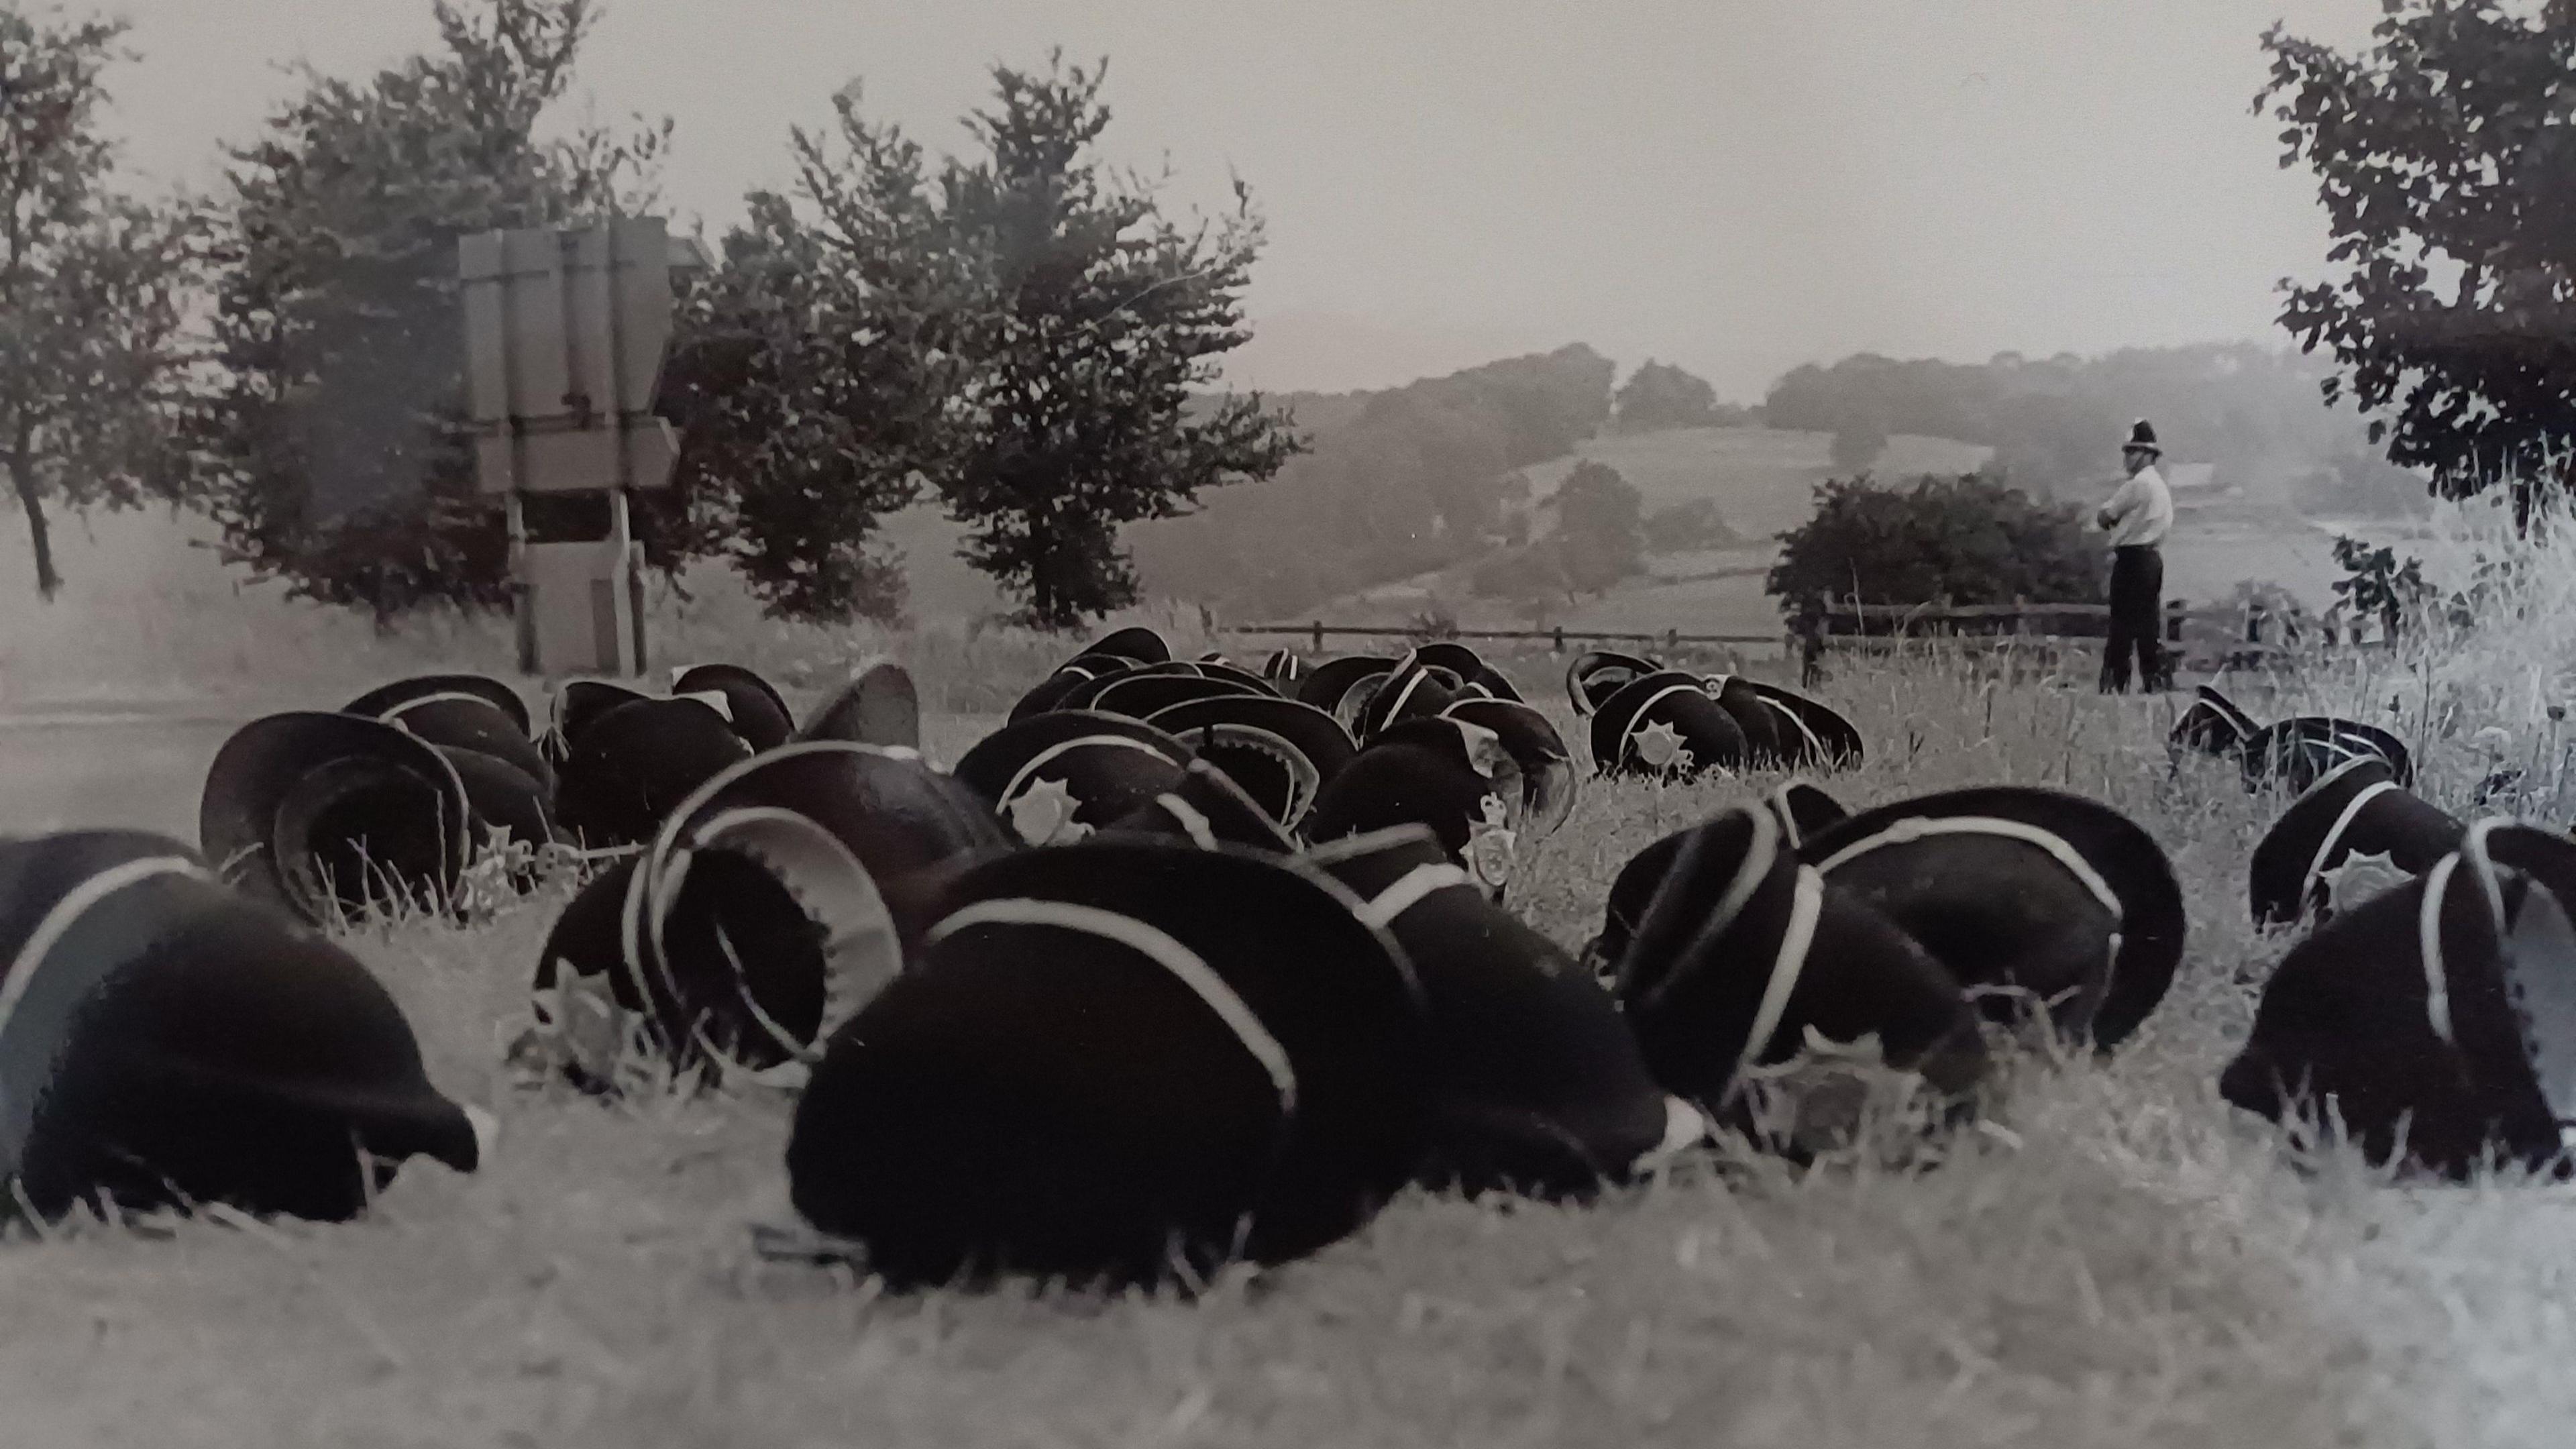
left=17, top=490, right=2576, bottom=1444
left=2194, top=488, right=2576, bottom=818
left=0, top=630, right=2522, bottom=1448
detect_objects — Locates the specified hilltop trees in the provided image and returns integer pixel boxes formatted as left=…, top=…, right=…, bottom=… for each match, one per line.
left=1614, top=360, right=1716, bottom=433
left=2259, top=3, right=2576, bottom=529
left=1611, top=360, right=1757, bottom=434
left=184, top=0, right=684, bottom=620
left=0, top=7, right=197, bottom=601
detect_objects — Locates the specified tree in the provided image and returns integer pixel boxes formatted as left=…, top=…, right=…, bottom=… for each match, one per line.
left=930, top=54, right=1302, bottom=628
left=2259, top=3, right=2576, bottom=529
left=1, top=7, right=196, bottom=600
left=1766, top=472, right=2104, bottom=624
left=2327, top=534, right=2438, bottom=636
left=185, top=0, right=682, bottom=621
left=1612, top=359, right=1719, bottom=433
left=1546, top=460, right=1646, bottom=596
left=1643, top=496, right=1740, bottom=552
left=656, top=85, right=977, bottom=624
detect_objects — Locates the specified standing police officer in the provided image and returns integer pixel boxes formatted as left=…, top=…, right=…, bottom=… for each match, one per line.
left=2095, top=419, right=2174, bottom=694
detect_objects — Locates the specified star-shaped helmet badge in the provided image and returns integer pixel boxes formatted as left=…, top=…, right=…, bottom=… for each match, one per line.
left=2316, top=848, right=2412, bottom=916
left=1630, top=718, right=1693, bottom=773
left=1007, top=775, right=1093, bottom=847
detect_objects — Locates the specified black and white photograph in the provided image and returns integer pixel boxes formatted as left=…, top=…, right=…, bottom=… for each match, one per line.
left=2, top=0, right=2573, bottom=1443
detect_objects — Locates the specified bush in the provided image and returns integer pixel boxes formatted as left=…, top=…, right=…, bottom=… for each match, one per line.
left=1766, top=472, right=2104, bottom=623
left=1643, top=496, right=1741, bottom=552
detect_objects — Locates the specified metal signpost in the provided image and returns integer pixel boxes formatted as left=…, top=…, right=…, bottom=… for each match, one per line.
left=458, top=216, right=710, bottom=678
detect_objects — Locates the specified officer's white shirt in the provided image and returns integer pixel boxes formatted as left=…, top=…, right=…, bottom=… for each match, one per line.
left=2099, top=464, right=2174, bottom=548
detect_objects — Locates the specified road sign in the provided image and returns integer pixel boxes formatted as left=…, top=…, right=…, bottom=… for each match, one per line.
left=459, top=216, right=707, bottom=495
left=458, top=216, right=710, bottom=676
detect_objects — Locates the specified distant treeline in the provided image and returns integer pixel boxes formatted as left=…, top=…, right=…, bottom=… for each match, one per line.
left=1760, top=344, right=2428, bottom=513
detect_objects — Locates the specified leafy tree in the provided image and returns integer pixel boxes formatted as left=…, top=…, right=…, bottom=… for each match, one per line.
left=1613, top=359, right=1719, bottom=433
left=185, top=0, right=682, bottom=621
left=1422, top=343, right=1616, bottom=465
left=1766, top=472, right=2104, bottom=624
left=1, top=6, right=197, bottom=600
left=2327, top=533, right=2436, bottom=635
left=928, top=54, right=1302, bottom=628
left=656, top=85, right=976, bottom=624
left=1546, top=460, right=1646, bottom=596
left=2259, top=4, right=2576, bottom=529
left=1643, top=496, right=1741, bottom=552
left=1330, top=390, right=1511, bottom=563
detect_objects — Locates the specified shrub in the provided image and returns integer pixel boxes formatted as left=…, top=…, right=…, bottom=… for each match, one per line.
left=1766, top=472, right=2104, bottom=623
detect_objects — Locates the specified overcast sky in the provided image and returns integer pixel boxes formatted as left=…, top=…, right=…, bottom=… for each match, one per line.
left=94, top=0, right=2385, bottom=400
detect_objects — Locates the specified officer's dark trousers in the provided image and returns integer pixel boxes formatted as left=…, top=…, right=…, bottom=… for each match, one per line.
left=2100, top=544, right=2166, bottom=694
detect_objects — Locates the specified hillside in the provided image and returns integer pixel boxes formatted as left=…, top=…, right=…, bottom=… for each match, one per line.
left=1297, top=425, right=2396, bottom=639
left=835, top=423, right=2406, bottom=638
left=1295, top=427, right=1984, bottom=637
left=1521, top=427, right=1993, bottom=537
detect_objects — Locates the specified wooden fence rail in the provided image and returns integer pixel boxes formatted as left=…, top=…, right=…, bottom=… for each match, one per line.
left=1222, top=599, right=2385, bottom=690
left=1222, top=621, right=1784, bottom=655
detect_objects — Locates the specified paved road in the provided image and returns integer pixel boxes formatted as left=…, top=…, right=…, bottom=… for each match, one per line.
left=0, top=706, right=250, bottom=843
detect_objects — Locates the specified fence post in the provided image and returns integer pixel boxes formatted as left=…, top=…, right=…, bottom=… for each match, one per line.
left=1310, top=619, right=1324, bottom=653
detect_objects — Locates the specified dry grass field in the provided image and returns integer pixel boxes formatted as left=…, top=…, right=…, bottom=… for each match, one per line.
left=5, top=496, right=2576, bottom=1446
